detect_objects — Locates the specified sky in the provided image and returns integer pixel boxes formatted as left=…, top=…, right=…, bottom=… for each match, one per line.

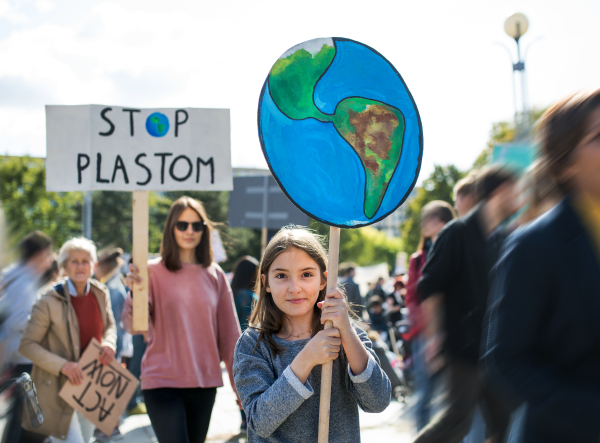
left=1, top=0, right=599, bottom=182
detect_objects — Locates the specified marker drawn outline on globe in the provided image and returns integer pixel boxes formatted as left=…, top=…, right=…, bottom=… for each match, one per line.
left=258, top=37, right=423, bottom=228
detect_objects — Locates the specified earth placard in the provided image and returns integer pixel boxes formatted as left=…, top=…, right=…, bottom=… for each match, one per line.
left=258, top=37, right=423, bottom=228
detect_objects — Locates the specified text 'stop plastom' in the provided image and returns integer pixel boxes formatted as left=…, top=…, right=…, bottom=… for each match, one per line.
left=46, top=105, right=232, bottom=192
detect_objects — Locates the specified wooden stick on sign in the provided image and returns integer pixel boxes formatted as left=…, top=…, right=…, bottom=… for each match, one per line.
left=318, top=226, right=341, bottom=443
left=132, top=191, right=149, bottom=332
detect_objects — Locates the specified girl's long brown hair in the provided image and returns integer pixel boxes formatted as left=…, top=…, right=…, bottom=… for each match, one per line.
left=249, top=226, right=328, bottom=355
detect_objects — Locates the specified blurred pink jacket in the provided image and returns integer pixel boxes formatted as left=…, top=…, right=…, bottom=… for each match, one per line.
left=123, top=257, right=241, bottom=391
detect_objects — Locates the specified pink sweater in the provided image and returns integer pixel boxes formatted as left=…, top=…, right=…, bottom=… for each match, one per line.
left=123, top=258, right=241, bottom=391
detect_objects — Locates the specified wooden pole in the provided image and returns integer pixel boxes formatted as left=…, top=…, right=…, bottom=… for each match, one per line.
left=318, top=226, right=340, bottom=443
left=132, top=191, right=149, bottom=332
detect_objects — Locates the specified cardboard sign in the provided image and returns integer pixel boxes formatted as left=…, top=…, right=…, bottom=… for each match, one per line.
left=59, top=339, right=139, bottom=435
left=46, top=105, right=232, bottom=192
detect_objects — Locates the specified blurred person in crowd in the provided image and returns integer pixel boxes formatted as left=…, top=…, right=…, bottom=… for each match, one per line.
left=405, top=201, right=455, bottom=431
left=372, top=277, right=386, bottom=300
left=124, top=196, right=241, bottom=443
left=450, top=174, right=489, bottom=443
left=484, top=88, right=600, bottom=443
left=0, top=231, right=53, bottom=443
left=231, top=255, right=259, bottom=332
left=230, top=255, right=258, bottom=433
left=93, top=248, right=127, bottom=359
left=454, top=171, right=479, bottom=217
left=414, top=165, right=519, bottom=443
left=518, top=159, right=563, bottom=224
left=123, top=256, right=147, bottom=418
left=365, top=282, right=376, bottom=300
left=92, top=247, right=127, bottom=441
left=386, top=279, right=405, bottom=325
left=38, top=256, right=60, bottom=294
left=339, top=262, right=364, bottom=319
left=368, top=296, right=388, bottom=333
left=19, top=237, right=117, bottom=443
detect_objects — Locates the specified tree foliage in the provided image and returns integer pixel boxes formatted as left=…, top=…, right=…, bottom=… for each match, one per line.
left=340, top=227, right=401, bottom=270
left=400, top=165, right=464, bottom=256
left=0, top=156, right=82, bottom=252
left=310, top=220, right=401, bottom=272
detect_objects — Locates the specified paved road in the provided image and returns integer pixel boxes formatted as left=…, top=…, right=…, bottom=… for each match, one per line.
left=117, top=364, right=416, bottom=442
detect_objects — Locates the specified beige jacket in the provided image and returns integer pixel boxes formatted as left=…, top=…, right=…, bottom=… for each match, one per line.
left=19, top=279, right=117, bottom=439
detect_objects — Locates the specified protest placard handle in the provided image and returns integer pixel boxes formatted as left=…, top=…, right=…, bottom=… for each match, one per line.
left=132, top=191, right=149, bottom=332
left=318, top=226, right=340, bottom=443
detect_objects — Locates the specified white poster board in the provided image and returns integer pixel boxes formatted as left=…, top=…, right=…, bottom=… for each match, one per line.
left=46, top=105, right=232, bottom=191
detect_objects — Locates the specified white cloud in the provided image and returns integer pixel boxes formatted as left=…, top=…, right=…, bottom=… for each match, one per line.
left=0, top=0, right=10, bottom=15
left=34, top=0, right=54, bottom=12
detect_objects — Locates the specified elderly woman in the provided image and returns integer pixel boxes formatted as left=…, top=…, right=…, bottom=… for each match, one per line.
left=19, top=237, right=117, bottom=443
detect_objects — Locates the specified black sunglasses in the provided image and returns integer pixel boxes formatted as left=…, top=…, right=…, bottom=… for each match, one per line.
left=175, top=221, right=206, bottom=232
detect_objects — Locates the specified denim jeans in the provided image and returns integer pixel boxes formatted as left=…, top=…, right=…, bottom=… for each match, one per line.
left=126, top=334, right=147, bottom=411
left=412, top=337, right=436, bottom=431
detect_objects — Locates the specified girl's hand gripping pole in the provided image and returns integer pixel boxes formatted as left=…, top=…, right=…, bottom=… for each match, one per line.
left=318, top=226, right=340, bottom=443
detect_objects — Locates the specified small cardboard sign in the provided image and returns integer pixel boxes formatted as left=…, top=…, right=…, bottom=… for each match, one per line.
left=59, top=339, right=139, bottom=435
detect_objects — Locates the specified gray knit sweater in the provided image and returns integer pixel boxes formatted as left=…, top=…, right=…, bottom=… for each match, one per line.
left=233, top=326, right=391, bottom=442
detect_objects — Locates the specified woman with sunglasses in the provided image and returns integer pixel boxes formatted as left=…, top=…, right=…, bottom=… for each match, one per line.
left=123, top=196, right=241, bottom=443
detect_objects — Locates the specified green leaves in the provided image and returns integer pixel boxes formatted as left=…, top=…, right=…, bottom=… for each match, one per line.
left=0, top=156, right=82, bottom=251
left=399, top=165, right=464, bottom=256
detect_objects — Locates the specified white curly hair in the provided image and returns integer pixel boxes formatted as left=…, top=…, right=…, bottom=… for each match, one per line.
left=57, top=237, right=97, bottom=269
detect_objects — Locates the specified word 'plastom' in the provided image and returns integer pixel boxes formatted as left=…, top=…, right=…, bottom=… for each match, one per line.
left=59, top=339, right=139, bottom=435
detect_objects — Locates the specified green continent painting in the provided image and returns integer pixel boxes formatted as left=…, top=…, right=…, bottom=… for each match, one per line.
left=259, top=37, right=422, bottom=228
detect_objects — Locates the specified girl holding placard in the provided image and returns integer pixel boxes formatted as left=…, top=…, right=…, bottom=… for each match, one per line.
left=233, top=227, right=391, bottom=442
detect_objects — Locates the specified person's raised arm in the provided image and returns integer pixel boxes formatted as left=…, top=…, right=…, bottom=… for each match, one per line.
left=122, top=263, right=152, bottom=334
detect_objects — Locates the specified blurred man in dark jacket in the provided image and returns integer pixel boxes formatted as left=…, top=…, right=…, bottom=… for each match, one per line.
left=414, top=166, right=518, bottom=443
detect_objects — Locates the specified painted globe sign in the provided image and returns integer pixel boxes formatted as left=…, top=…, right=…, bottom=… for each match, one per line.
left=146, top=112, right=170, bottom=137
left=258, top=37, right=423, bottom=227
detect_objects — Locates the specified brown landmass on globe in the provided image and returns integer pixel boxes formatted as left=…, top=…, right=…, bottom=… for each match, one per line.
left=345, top=105, right=399, bottom=175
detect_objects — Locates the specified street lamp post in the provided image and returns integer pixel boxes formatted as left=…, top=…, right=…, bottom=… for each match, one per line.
left=504, top=13, right=530, bottom=137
